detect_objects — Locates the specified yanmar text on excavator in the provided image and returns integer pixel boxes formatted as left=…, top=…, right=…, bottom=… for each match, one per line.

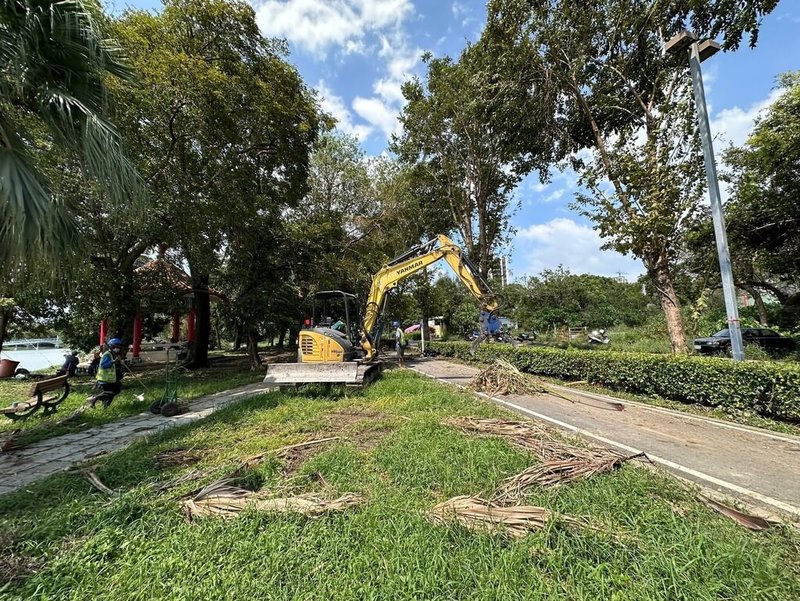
left=263, top=234, right=500, bottom=387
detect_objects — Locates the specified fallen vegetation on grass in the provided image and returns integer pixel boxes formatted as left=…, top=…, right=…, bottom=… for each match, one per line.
left=154, top=448, right=203, bottom=468
left=83, top=470, right=115, bottom=496
left=181, top=477, right=363, bottom=520
left=697, top=495, right=774, bottom=532
left=446, top=416, right=611, bottom=462
left=495, top=454, right=627, bottom=502
left=428, top=495, right=577, bottom=538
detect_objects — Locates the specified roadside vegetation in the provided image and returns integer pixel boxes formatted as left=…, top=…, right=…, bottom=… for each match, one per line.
left=430, top=341, right=800, bottom=424
left=1, top=371, right=798, bottom=599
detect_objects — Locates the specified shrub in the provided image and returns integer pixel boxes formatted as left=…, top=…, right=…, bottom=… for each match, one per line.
left=428, top=341, right=800, bottom=422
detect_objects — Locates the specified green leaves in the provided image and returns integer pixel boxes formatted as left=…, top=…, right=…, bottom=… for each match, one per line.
left=0, top=0, right=141, bottom=263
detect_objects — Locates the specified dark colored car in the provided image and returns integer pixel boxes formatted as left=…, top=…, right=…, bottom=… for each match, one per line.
left=693, top=328, right=796, bottom=355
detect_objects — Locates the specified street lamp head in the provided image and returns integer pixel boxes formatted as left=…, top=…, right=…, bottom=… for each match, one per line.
left=697, top=39, right=721, bottom=62
left=664, top=29, right=697, bottom=55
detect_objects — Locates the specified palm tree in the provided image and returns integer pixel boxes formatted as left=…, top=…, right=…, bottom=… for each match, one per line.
left=0, top=0, right=141, bottom=262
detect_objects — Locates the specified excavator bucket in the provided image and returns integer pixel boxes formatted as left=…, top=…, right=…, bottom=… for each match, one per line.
left=263, top=362, right=383, bottom=388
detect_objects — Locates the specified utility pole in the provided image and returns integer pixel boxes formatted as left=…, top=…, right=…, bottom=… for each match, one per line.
left=665, top=31, right=744, bottom=361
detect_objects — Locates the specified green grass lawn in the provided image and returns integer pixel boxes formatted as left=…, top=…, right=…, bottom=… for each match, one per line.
left=1, top=370, right=797, bottom=599
left=0, top=361, right=262, bottom=447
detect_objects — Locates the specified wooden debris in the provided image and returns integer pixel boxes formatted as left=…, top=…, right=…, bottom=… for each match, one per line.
left=495, top=453, right=628, bottom=502
left=180, top=475, right=362, bottom=520
left=151, top=468, right=212, bottom=494
left=84, top=471, right=115, bottom=496
left=227, top=436, right=341, bottom=478
left=182, top=480, right=363, bottom=520
left=428, top=495, right=576, bottom=538
left=274, top=436, right=340, bottom=457
left=469, top=360, right=624, bottom=411
left=154, top=448, right=202, bottom=468
left=698, top=495, right=774, bottom=532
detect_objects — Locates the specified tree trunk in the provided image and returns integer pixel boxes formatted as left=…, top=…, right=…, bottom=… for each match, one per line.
left=232, top=325, right=242, bottom=351
left=741, top=285, right=769, bottom=325
left=0, top=307, right=11, bottom=355
left=649, top=263, right=687, bottom=354
left=288, top=326, right=299, bottom=349
left=109, top=267, right=138, bottom=345
left=277, top=329, right=286, bottom=348
left=188, top=274, right=211, bottom=369
left=246, top=329, right=261, bottom=370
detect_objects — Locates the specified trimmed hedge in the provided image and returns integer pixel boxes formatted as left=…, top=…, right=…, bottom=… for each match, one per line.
left=428, top=341, right=800, bottom=422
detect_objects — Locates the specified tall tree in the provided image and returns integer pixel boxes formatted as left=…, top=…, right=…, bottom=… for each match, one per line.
left=394, top=41, right=556, bottom=277
left=717, top=71, right=800, bottom=325
left=482, top=0, right=779, bottom=352
left=111, top=0, right=320, bottom=366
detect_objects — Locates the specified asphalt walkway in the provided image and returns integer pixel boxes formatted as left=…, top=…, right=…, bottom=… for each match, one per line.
left=412, top=358, right=800, bottom=519
left=0, top=381, right=275, bottom=495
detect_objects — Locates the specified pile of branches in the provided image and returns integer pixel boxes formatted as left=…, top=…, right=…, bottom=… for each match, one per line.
left=468, top=359, right=547, bottom=396
left=468, top=360, right=624, bottom=411
left=494, top=452, right=628, bottom=503
left=447, top=417, right=633, bottom=501
left=428, top=495, right=578, bottom=538
left=446, top=417, right=605, bottom=462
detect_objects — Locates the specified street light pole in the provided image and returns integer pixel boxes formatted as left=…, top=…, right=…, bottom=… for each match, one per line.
left=665, top=31, right=745, bottom=361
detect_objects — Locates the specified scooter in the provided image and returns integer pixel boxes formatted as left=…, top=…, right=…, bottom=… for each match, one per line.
left=588, top=329, right=610, bottom=344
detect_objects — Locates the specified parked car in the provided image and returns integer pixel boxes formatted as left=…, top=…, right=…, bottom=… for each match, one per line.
left=693, top=328, right=796, bottom=355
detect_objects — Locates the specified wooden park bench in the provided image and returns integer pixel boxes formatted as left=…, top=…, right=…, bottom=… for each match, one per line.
left=0, top=375, right=71, bottom=421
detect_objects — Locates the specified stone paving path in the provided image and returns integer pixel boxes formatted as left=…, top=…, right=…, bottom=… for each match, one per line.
left=0, top=381, right=275, bottom=495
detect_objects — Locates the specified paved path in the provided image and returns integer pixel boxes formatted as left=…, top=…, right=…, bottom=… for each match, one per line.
left=0, top=382, right=275, bottom=495
left=412, top=359, right=800, bottom=519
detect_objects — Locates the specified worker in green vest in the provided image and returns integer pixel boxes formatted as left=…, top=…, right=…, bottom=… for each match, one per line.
left=87, top=338, right=124, bottom=408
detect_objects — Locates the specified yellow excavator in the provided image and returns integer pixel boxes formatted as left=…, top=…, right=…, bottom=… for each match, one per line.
left=263, top=234, right=500, bottom=387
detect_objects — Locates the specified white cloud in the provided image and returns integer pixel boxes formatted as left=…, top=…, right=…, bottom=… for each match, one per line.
left=352, top=96, right=398, bottom=138
left=316, top=81, right=373, bottom=140
left=513, top=218, right=644, bottom=281
left=353, top=30, right=422, bottom=140
left=257, top=1, right=420, bottom=144
left=451, top=1, right=469, bottom=19
left=543, top=188, right=567, bottom=203
left=710, top=88, right=784, bottom=150
left=255, top=0, right=413, bottom=57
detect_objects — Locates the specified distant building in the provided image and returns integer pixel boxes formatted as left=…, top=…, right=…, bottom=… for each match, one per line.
left=492, top=256, right=510, bottom=287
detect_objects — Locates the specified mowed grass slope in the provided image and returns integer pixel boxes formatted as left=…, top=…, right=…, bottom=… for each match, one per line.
left=1, top=370, right=798, bottom=600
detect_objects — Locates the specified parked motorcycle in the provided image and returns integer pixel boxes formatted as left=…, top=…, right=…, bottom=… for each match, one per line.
left=588, top=328, right=610, bottom=344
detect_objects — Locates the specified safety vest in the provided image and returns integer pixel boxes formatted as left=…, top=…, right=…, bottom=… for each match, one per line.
left=96, top=351, right=117, bottom=383
left=396, top=328, right=406, bottom=346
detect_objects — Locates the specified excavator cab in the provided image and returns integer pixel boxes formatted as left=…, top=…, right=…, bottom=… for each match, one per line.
left=306, top=291, right=360, bottom=345
left=264, top=291, right=380, bottom=387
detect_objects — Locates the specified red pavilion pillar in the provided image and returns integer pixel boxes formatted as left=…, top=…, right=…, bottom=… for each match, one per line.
left=132, top=312, right=143, bottom=358
left=171, top=313, right=180, bottom=343
left=99, top=319, right=107, bottom=347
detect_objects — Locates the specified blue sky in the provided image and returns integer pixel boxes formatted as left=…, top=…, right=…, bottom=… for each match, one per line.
left=117, top=0, right=800, bottom=282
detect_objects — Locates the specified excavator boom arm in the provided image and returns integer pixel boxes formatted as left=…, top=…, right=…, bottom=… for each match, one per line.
left=362, top=235, right=499, bottom=346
